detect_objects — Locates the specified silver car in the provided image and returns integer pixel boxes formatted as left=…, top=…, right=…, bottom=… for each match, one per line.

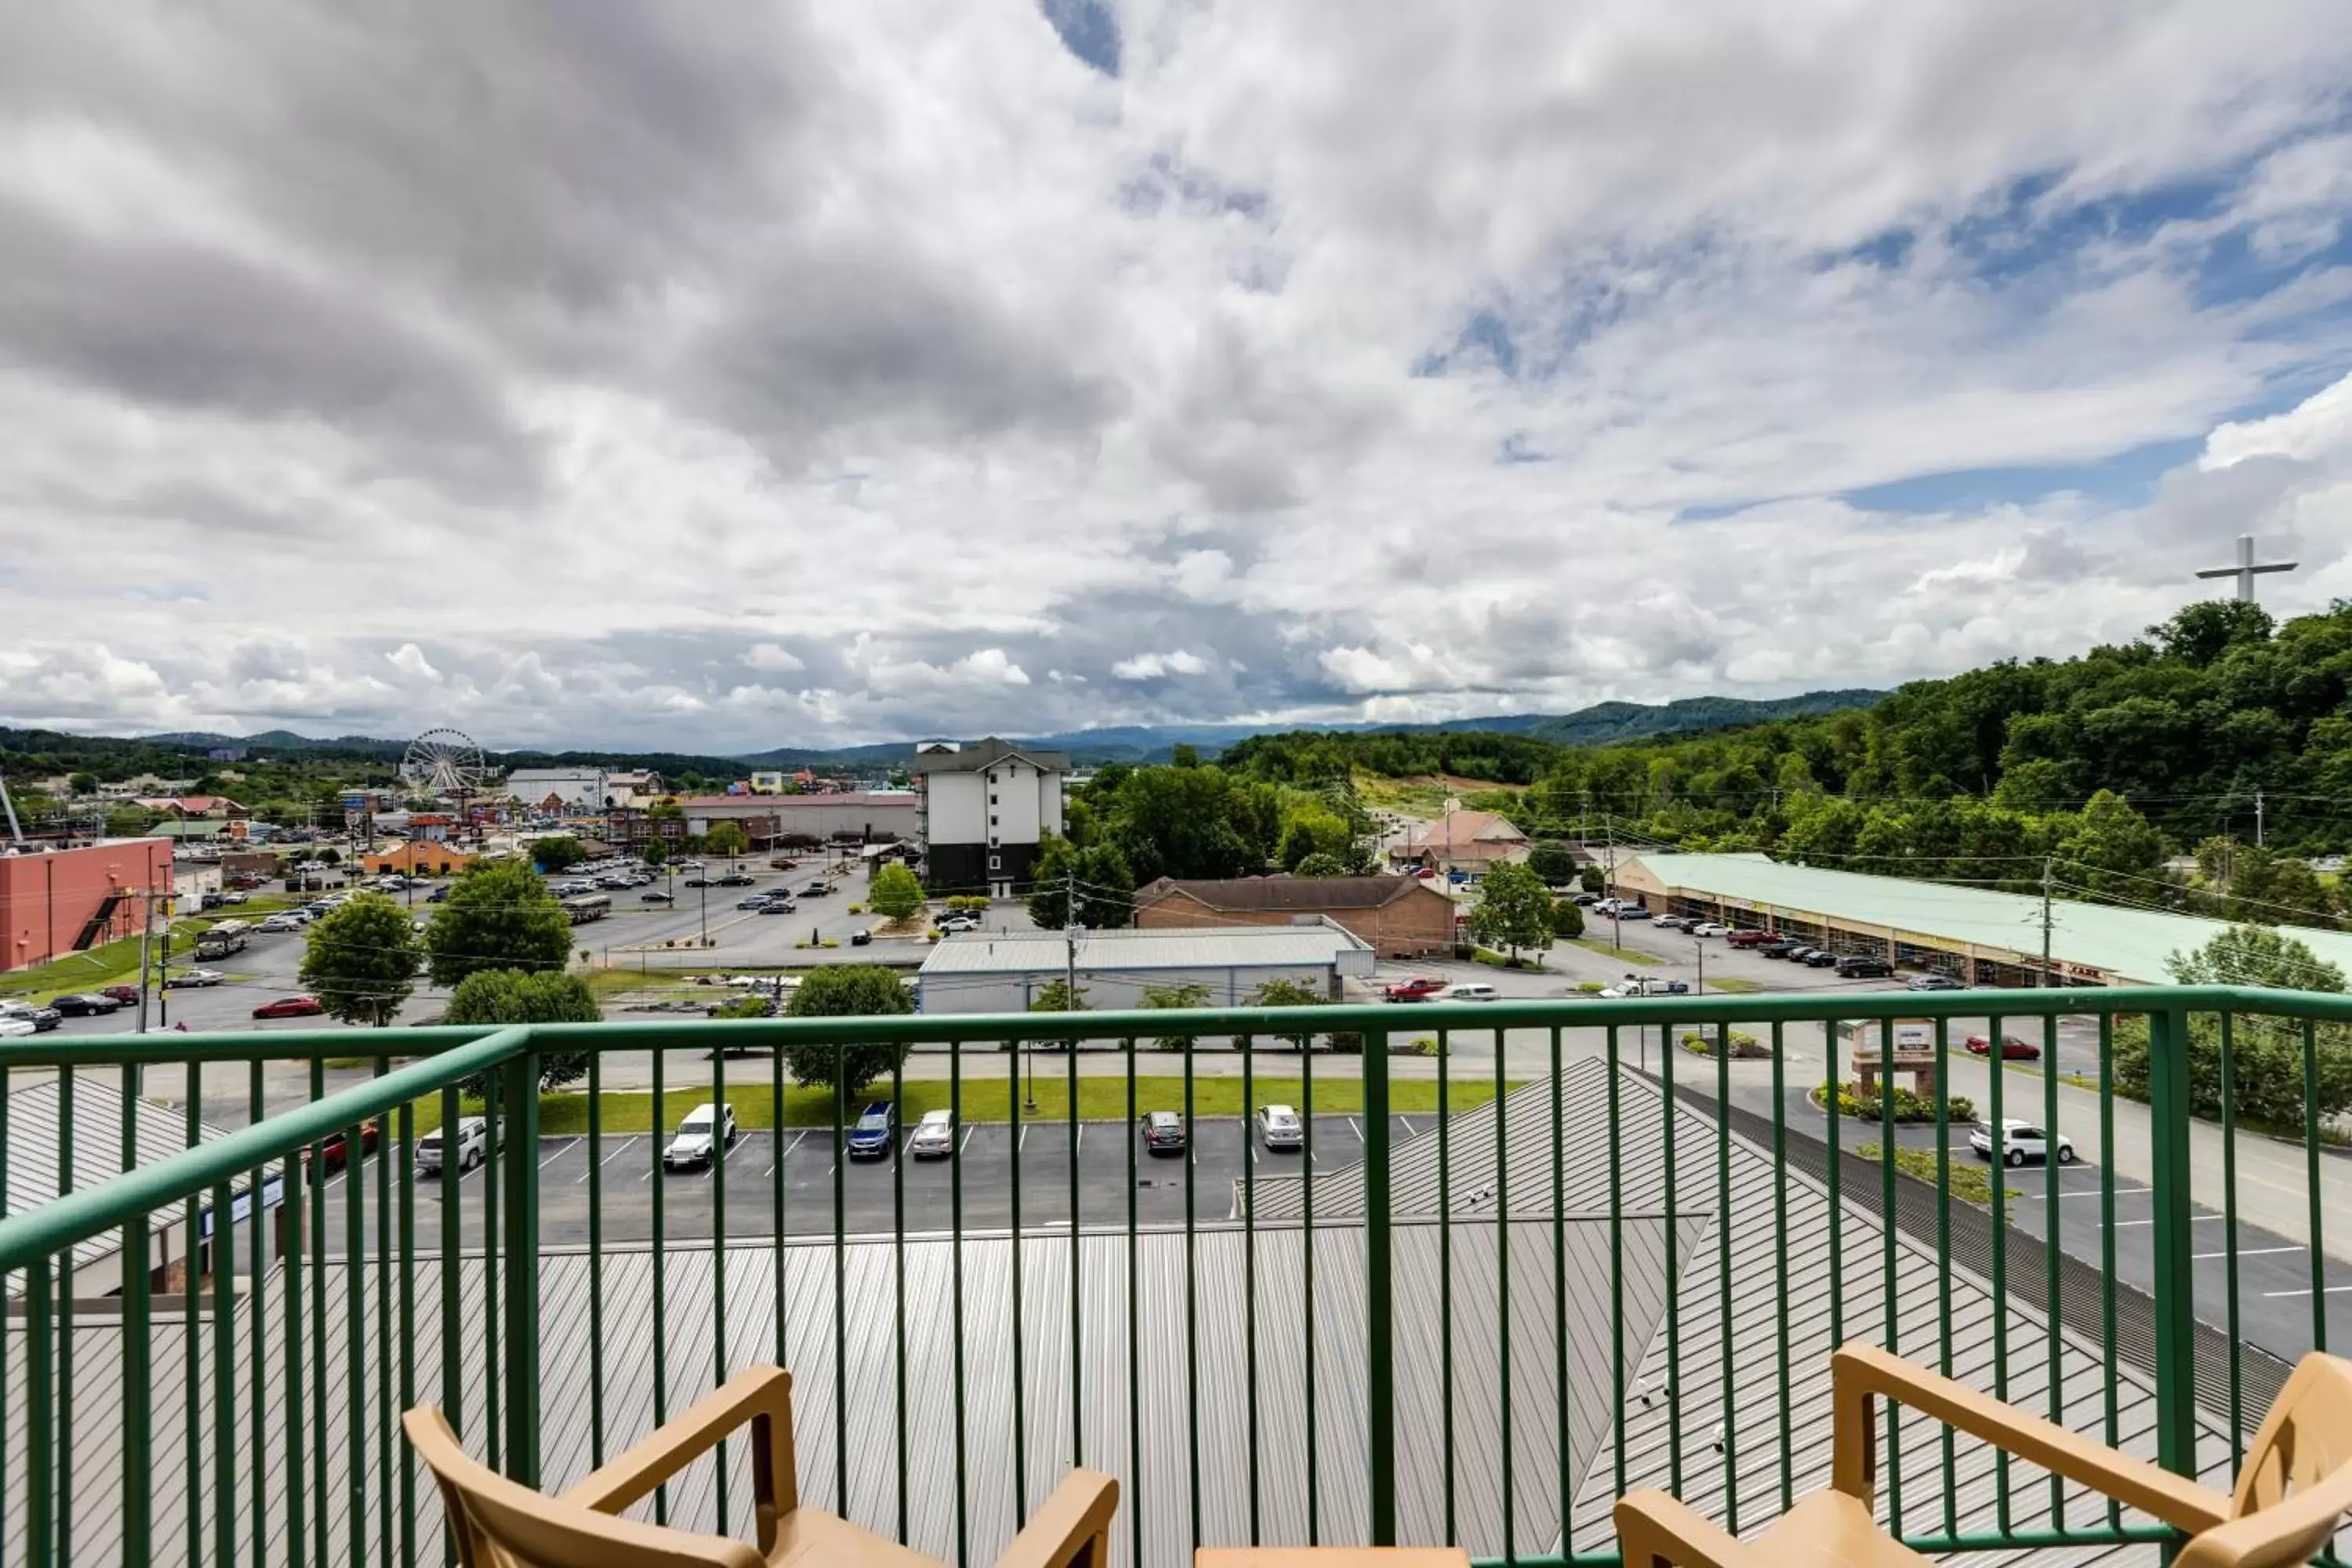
left=1255, top=1103, right=1305, bottom=1151
left=909, top=1109, right=956, bottom=1159
left=417, top=1116, right=488, bottom=1174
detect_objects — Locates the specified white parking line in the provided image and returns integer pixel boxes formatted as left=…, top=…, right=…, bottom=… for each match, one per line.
left=538, top=1137, right=580, bottom=1171
left=1074, top=1125, right=1084, bottom=1152
left=597, top=1136, right=639, bottom=1167
left=1348, top=1118, right=1363, bottom=1144
left=1399, top=1117, right=1420, bottom=1139
left=1018, top=1124, right=1029, bottom=1154
left=2018, top=1186, right=2150, bottom=1201
left=766, top=1130, right=806, bottom=1176
left=2110, top=1214, right=2229, bottom=1229
left=2264, top=1284, right=2351, bottom=1298
left=2194, top=1245, right=2303, bottom=1261
left=960, top=1127, right=977, bottom=1154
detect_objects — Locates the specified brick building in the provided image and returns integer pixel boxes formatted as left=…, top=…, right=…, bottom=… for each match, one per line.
left=1132, top=874, right=1460, bottom=959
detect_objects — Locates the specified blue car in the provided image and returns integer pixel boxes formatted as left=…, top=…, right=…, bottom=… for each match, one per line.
left=845, top=1102, right=897, bottom=1159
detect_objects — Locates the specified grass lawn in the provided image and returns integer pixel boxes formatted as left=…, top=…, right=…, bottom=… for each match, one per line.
left=1703, top=976, right=1765, bottom=994
left=401, top=1073, right=1509, bottom=1135
left=1567, top=938, right=1660, bottom=966
left=0, top=896, right=314, bottom=1002
left=1857, top=1142, right=2020, bottom=1210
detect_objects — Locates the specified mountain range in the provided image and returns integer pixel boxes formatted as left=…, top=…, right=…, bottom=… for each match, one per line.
left=89, top=688, right=1884, bottom=770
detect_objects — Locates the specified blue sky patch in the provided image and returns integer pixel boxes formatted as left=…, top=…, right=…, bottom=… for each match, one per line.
left=1040, top=0, right=1119, bottom=77
left=1841, top=435, right=2205, bottom=514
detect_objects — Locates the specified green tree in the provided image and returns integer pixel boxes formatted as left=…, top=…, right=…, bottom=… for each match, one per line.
left=1291, top=851, right=1349, bottom=877
left=1139, top=981, right=1213, bottom=1052
left=442, top=969, right=601, bottom=1094
left=641, top=838, right=667, bottom=868
left=1026, top=837, right=1137, bottom=928
left=317, top=848, right=342, bottom=866
left=1470, top=861, right=1555, bottom=960
left=298, top=895, right=422, bottom=1026
left=2114, top=925, right=2352, bottom=1123
left=781, top=964, right=914, bottom=1095
left=868, top=862, right=926, bottom=922
left=426, top=861, right=575, bottom=989
left=1578, top=865, right=1606, bottom=894
left=706, top=822, right=750, bottom=865
left=1243, top=976, right=1323, bottom=1052
left=1028, top=978, right=1090, bottom=1051
left=1526, top=840, right=1580, bottom=885
left=1549, top=898, right=1585, bottom=938
left=67, top=771, right=96, bottom=796
left=531, top=837, right=586, bottom=873
left=2053, top=789, right=2167, bottom=896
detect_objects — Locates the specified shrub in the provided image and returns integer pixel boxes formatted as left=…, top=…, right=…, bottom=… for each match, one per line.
left=1679, top=1029, right=1771, bottom=1058
left=847, top=903, right=863, bottom=915
left=1575, top=981, right=1605, bottom=995
left=1856, top=1142, right=2016, bottom=1210
left=1401, top=1036, right=1448, bottom=1057
left=1823, top=1080, right=1976, bottom=1123
left=1324, top=1031, right=1364, bottom=1055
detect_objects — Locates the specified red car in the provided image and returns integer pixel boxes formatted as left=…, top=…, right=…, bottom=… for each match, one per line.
left=252, top=995, right=327, bottom=1020
left=100, top=985, right=141, bottom=1005
left=1381, top=976, right=1447, bottom=1003
left=1965, top=1033, right=2042, bottom=1060
left=1725, top=929, right=1775, bottom=948
left=307, top=1119, right=381, bottom=1171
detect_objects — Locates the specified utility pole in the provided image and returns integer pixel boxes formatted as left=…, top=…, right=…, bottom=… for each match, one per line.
left=2255, top=790, right=2265, bottom=849
left=135, top=882, right=155, bottom=1033
left=1694, top=938, right=1704, bottom=997
left=1606, top=815, right=1621, bottom=952
left=2039, top=855, right=2055, bottom=989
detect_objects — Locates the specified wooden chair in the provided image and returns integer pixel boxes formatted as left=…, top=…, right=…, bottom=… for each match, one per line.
left=1615, top=1345, right=2352, bottom=1568
left=405, top=1366, right=1120, bottom=1568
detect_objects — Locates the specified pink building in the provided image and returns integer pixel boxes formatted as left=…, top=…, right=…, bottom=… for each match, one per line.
left=0, top=840, right=174, bottom=973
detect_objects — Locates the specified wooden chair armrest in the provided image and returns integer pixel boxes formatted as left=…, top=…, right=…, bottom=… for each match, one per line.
left=990, top=1469, right=1120, bottom=1568
left=563, top=1366, right=799, bottom=1547
left=1831, top=1345, right=2229, bottom=1533
left=1614, top=1489, right=1764, bottom=1568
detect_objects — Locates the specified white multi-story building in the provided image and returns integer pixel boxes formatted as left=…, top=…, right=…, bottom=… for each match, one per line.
left=907, top=739, right=1068, bottom=898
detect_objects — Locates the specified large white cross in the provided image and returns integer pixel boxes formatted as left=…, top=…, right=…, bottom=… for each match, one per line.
left=2195, top=533, right=2297, bottom=604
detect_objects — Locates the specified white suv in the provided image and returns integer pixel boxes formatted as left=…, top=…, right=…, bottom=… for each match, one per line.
left=1255, top=1104, right=1305, bottom=1150
left=1969, top=1119, right=2076, bottom=1167
left=417, top=1117, right=488, bottom=1174
left=1438, top=982, right=1501, bottom=1002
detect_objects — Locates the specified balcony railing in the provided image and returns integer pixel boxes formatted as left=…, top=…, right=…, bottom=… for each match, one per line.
left=0, top=988, right=2345, bottom=1568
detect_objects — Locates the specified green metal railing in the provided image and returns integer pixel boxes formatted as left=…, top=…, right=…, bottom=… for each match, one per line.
left=0, top=986, right=2343, bottom=1568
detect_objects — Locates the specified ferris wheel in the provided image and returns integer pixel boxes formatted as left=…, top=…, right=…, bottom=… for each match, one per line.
left=401, top=727, right=488, bottom=797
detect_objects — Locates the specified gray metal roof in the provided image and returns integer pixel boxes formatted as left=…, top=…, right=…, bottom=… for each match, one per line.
left=920, top=924, right=1372, bottom=978
left=5, top=1219, right=1678, bottom=1568
left=3, top=1076, right=230, bottom=1278
left=1250, top=1062, right=2255, bottom=1566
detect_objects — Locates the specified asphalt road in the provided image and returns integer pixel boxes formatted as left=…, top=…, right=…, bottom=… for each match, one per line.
left=281, top=1112, right=1396, bottom=1254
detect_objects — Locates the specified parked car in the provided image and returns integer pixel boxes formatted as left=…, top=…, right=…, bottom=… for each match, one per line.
left=252, top=995, right=327, bottom=1019
left=1759, top=942, right=1800, bottom=960
left=99, top=984, right=142, bottom=1004
left=1570, top=891, right=1600, bottom=905
left=307, top=1118, right=381, bottom=1172
left=1970, top=1119, right=2074, bottom=1167
left=1255, top=1104, right=1306, bottom=1150
left=1655, top=914, right=1693, bottom=932
left=1906, top=974, right=1967, bottom=992
left=663, top=1103, right=739, bottom=1171
left=735, top=894, right=772, bottom=910
left=682, top=874, right=710, bottom=887
left=1598, top=976, right=1692, bottom=998
left=50, top=993, right=125, bottom=1017
left=1725, top=929, right=1775, bottom=948
left=0, top=1001, right=61, bottom=1032
left=936, top=914, right=980, bottom=934
left=1141, top=1109, right=1187, bottom=1156
left=909, top=1109, right=956, bottom=1159
left=1965, top=1033, right=2042, bottom=1060
left=1690, top=922, right=1732, bottom=938
left=165, top=968, right=225, bottom=988
left=1617, top=906, right=1653, bottom=920
left=800, top=883, right=833, bottom=898
left=220, top=891, right=248, bottom=906
left=1800, top=949, right=1838, bottom=967
left=1437, top=982, right=1501, bottom=1002
left=0, top=1016, right=35, bottom=1040
left=758, top=899, right=797, bottom=915
left=260, top=914, right=305, bottom=934
left=1835, top=955, right=1895, bottom=978
left=717, top=873, right=756, bottom=887
left=426, top=885, right=451, bottom=903
left=1381, top=976, right=1446, bottom=1003
left=417, top=1117, right=488, bottom=1174
left=641, top=890, right=676, bottom=903
left=845, top=1101, right=897, bottom=1159
left=849, top=929, right=873, bottom=946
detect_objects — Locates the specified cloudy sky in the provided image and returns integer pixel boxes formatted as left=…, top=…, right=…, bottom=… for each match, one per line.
left=4, top=2, right=2351, bottom=754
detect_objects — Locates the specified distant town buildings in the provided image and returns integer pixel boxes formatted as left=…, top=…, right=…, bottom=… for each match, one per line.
left=1134, top=873, right=1459, bottom=958
left=0, top=838, right=173, bottom=973
left=1388, top=808, right=1528, bottom=876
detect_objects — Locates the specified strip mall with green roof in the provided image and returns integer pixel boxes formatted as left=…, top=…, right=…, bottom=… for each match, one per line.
left=1611, top=850, right=2352, bottom=988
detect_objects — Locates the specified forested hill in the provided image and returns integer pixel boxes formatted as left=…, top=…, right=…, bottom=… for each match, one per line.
left=1224, top=601, right=2352, bottom=923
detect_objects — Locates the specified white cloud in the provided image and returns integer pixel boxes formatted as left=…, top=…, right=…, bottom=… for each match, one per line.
left=2, top=2, right=2350, bottom=748
left=385, top=643, right=441, bottom=682
left=741, top=642, right=806, bottom=673
left=2201, top=371, right=2352, bottom=471
left=1110, top=648, right=1210, bottom=679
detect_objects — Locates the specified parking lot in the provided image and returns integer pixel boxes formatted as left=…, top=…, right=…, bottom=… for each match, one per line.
left=285, top=1112, right=1416, bottom=1254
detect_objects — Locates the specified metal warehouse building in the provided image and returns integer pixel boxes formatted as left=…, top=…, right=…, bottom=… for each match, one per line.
left=1613, top=851, right=2352, bottom=987
left=914, top=923, right=1375, bottom=1014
